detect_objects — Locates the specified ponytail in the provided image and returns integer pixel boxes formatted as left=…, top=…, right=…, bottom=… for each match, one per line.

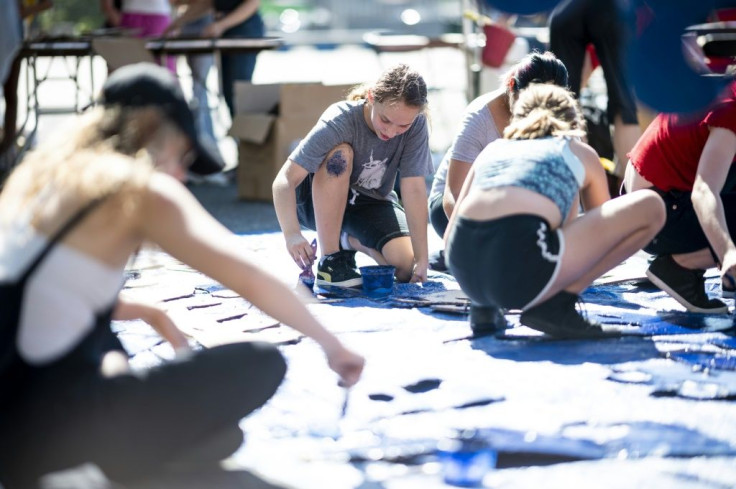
left=504, top=84, right=585, bottom=140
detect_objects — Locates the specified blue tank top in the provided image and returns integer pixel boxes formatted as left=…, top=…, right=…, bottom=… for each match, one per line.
left=472, top=136, right=585, bottom=219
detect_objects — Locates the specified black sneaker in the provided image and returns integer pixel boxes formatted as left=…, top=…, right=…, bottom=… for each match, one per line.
left=520, top=291, right=616, bottom=339
left=316, top=250, right=362, bottom=288
left=646, top=255, right=728, bottom=314
left=429, top=249, right=448, bottom=272
left=469, top=304, right=507, bottom=336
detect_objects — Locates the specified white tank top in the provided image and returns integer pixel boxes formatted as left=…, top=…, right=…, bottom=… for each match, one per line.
left=0, top=228, right=124, bottom=365
left=122, top=0, right=171, bottom=15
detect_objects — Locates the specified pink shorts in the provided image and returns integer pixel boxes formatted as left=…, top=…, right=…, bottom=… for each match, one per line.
left=120, top=12, right=176, bottom=73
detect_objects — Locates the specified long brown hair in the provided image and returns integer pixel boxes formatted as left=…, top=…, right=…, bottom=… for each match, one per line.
left=0, top=106, right=165, bottom=227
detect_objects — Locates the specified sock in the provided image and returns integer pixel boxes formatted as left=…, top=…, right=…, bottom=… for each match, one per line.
left=340, top=231, right=354, bottom=251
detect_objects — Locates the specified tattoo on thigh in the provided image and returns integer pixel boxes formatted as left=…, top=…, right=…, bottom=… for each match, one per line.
left=326, top=150, right=347, bottom=177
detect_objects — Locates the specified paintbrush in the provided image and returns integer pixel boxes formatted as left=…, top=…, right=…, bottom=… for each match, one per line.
left=296, top=239, right=317, bottom=291
left=339, top=382, right=350, bottom=419
left=340, top=388, right=349, bottom=418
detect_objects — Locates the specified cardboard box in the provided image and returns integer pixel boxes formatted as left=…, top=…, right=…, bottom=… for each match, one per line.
left=230, top=82, right=353, bottom=201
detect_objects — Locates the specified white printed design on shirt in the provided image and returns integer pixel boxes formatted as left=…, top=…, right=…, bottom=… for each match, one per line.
left=349, top=188, right=359, bottom=205
left=356, top=150, right=388, bottom=190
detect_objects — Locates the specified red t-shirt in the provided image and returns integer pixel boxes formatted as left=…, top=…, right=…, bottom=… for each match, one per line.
left=628, top=84, right=736, bottom=192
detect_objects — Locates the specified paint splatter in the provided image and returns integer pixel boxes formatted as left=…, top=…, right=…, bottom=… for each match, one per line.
left=404, top=378, right=442, bottom=393
left=369, top=393, right=394, bottom=402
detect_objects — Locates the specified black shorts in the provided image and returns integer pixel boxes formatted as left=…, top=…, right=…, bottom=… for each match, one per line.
left=446, top=214, right=563, bottom=310
left=645, top=189, right=736, bottom=263
left=296, top=175, right=410, bottom=253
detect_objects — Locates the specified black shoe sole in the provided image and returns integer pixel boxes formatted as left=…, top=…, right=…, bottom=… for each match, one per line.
left=520, top=313, right=619, bottom=340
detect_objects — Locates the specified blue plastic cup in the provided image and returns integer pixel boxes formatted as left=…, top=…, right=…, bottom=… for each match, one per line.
left=359, top=265, right=395, bottom=298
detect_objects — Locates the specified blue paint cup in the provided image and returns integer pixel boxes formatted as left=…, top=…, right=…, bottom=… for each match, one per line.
left=359, top=265, right=395, bottom=298
left=437, top=432, right=496, bottom=487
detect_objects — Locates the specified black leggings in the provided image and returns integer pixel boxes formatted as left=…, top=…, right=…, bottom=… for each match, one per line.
left=549, top=0, right=639, bottom=124
left=428, top=193, right=449, bottom=238
left=0, top=341, right=286, bottom=487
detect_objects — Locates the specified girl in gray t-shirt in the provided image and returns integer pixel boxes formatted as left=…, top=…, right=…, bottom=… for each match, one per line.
left=273, top=64, right=434, bottom=288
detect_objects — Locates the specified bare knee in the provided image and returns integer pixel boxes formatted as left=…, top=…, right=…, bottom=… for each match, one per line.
left=638, top=189, right=666, bottom=231
left=320, top=143, right=353, bottom=178
left=380, top=237, right=415, bottom=282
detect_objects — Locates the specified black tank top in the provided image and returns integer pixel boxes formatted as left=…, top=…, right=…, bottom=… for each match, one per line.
left=213, top=0, right=242, bottom=13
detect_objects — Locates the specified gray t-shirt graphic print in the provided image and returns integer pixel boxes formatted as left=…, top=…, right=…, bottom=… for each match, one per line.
left=288, top=100, right=434, bottom=202
left=355, top=150, right=388, bottom=190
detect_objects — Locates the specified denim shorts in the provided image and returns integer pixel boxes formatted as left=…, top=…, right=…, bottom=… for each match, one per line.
left=446, top=214, right=563, bottom=310
left=296, top=175, right=409, bottom=253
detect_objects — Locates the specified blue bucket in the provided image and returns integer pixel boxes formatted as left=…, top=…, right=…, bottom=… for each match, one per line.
left=359, top=265, right=395, bottom=298
left=437, top=434, right=496, bottom=487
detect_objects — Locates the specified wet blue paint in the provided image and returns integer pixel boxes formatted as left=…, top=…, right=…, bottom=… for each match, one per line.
left=369, top=393, right=394, bottom=402
left=668, top=351, right=736, bottom=371
left=404, top=378, right=442, bottom=393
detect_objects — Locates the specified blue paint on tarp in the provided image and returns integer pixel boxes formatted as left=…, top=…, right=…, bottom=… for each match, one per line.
left=474, top=335, right=661, bottom=365
left=469, top=421, right=736, bottom=463
left=560, top=421, right=736, bottom=458
left=706, top=336, right=736, bottom=350
left=667, top=351, right=736, bottom=371
left=315, top=278, right=459, bottom=309
left=477, top=427, right=607, bottom=461
left=623, top=315, right=734, bottom=336
left=652, top=379, right=736, bottom=401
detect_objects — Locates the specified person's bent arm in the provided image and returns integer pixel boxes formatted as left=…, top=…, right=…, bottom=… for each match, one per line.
left=202, top=0, right=259, bottom=37
left=114, top=295, right=191, bottom=353
left=99, top=0, right=120, bottom=26
left=444, top=165, right=477, bottom=246
left=166, top=0, right=213, bottom=36
left=572, top=138, right=610, bottom=212
left=139, top=174, right=364, bottom=386
left=442, top=158, right=472, bottom=220
left=273, top=160, right=315, bottom=268
left=400, top=176, right=429, bottom=283
left=692, top=126, right=736, bottom=278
